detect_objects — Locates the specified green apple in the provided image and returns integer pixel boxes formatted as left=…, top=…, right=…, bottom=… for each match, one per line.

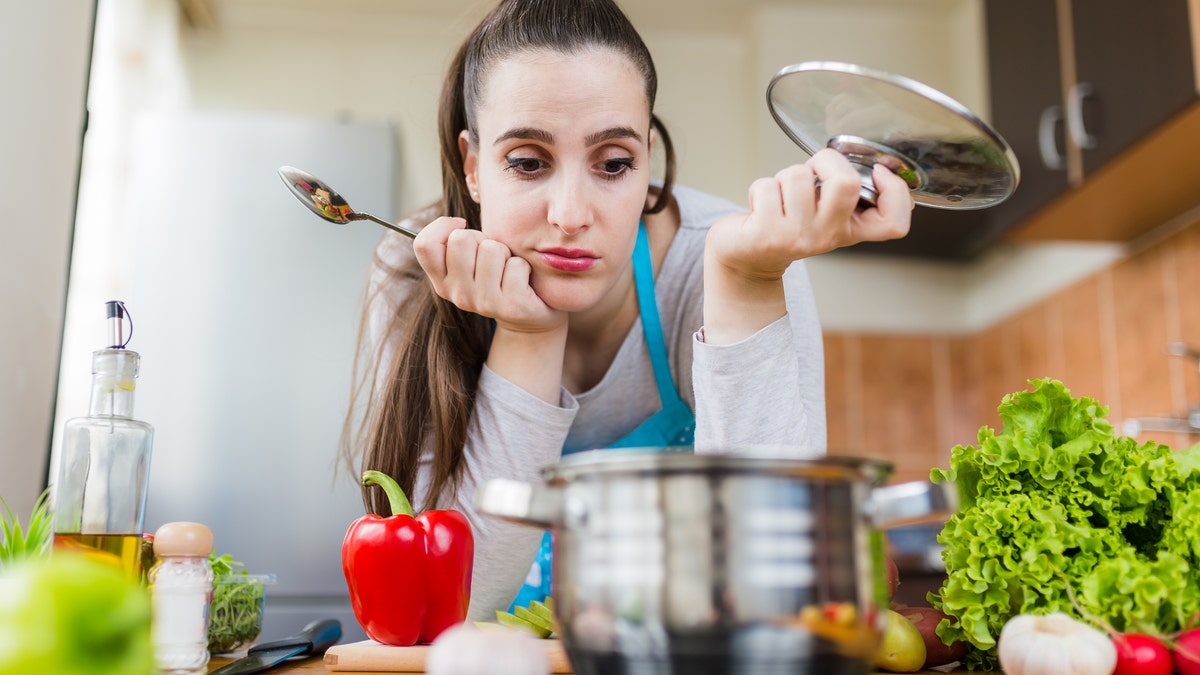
left=514, top=606, right=554, bottom=634
left=528, top=599, right=555, bottom=627
left=495, top=610, right=551, bottom=638
left=0, top=551, right=154, bottom=675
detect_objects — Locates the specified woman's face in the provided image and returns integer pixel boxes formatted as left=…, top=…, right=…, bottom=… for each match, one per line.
left=460, top=47, right=652, bottom=314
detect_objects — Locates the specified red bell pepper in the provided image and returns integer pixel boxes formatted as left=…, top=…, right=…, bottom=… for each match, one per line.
left=341, top=470, right=474, bottom=645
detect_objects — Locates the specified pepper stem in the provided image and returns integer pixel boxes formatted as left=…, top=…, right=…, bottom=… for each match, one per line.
left=361, top=470, right=414, bottom=517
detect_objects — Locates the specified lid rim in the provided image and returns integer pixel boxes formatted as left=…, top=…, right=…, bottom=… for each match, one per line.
left=542, top=447, right=894, bottom=482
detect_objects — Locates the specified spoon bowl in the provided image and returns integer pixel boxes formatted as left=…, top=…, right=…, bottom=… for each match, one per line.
left=278, top=166, right=418, bottom=238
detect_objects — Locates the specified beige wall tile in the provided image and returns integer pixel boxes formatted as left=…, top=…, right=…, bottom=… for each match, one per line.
left=1111, top=243, right=1178, bottom=446
left=946, top=335, right=982, bottom=451
left=821, top=220, right=1200, bottom=481
left=1058, top=277, right=1108, bottom=403
left=858, top=334, right=938, bottom=479
left=1172, top=223, right=1200, bottom=412
left=824, top=333, right=849, bottom=454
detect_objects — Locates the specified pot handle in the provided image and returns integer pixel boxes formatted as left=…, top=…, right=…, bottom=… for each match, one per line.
left=866, top=480, right=958, bottom=529
left=475, top=478, right=562, bottom=529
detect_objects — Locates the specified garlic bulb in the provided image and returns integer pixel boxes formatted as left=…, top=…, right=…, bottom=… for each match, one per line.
left=997, top=613, right=1116, bottom=675
left=426, top=624, right=550, bottom=675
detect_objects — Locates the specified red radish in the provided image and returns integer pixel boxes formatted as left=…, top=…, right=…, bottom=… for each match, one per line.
left=885, top=555, right=899, bottom=599
left=1176, top=627, right=1200, bottom=675
left=1111, top=633, right=1172, bottom=675
left=897, top=606, right=969, bottom=668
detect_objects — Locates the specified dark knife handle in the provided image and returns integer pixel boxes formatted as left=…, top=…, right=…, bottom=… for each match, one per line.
left=247, top=618, right=342, bottom=657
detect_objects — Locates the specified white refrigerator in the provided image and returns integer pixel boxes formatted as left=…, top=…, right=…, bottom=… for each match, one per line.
left=54, top=109, right=397, bottom=643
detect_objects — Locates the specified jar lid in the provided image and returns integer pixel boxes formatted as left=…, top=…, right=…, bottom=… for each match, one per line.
left=153, top=522, right=213, bottom=557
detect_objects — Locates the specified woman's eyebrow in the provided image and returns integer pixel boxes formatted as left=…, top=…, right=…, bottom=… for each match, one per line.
left=494, top=127, right=554, bottom=145
left=585, top=126, right=642, bottom=146
left=492, top=126, right=644, bottom=147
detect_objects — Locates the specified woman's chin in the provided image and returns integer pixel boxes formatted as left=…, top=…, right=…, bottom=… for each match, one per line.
left=535, top=285, right=603, bottom=314
left=532, top=270, right=629, bottom=315
left=543, top=295, right=597, bottom=314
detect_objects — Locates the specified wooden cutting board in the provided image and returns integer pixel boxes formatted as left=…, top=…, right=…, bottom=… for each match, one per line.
left=322, top=639, right=993, bottom=674
left=323, top=638, right=572, bottom=673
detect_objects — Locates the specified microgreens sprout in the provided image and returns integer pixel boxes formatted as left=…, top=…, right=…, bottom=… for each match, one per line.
left=206, top=552, right=267, bottom=654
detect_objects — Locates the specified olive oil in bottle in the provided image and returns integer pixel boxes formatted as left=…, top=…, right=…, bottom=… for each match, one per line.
left=53, top=301, right=154, bottom=581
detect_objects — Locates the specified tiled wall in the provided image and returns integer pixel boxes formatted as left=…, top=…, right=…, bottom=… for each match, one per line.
left=824, top=215, right=1200, bottom=484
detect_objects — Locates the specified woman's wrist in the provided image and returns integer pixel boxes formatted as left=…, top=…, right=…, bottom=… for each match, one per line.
left=486, top=322, right=569, bottom=404
left=701, top=253, right=787, bottom=345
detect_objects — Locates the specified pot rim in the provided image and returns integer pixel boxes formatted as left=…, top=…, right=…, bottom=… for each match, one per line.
left=543, top=446, right=894, bottom=484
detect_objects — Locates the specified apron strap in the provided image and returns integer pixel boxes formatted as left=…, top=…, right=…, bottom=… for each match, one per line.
left=508, top=221, right=694, bottom=613
left=632, top=221, right=686, bottom=410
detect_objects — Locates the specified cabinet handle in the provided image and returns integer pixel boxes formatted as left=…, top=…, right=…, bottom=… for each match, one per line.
left=1067, top=82, right=1099, bottom=150
left=1037, top=104, right=1066, bottom=171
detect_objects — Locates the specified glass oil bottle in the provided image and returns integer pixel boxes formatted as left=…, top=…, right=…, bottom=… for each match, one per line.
left=52, top=300, right=155, bottom=581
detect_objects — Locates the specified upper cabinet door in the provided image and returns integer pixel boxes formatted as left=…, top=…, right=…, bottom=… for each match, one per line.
left=1070, top=0, right=1196, bottom=173
left=984, top=0, right=1070, bottom=232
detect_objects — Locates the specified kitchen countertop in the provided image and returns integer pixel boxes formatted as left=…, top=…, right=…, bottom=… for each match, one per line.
left=206, top=654, right=997, bottom=674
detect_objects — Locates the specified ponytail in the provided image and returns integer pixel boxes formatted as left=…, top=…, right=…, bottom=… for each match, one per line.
left=346, top=0, right=676, bottom=513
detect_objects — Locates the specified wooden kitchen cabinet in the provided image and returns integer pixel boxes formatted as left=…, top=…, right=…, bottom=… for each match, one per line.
left=1070, top=0, right=1196, bottom=174
left=856, top=0, right=1199, bottom=259
left=994, top=0, right=1200, bottom=244
left=982, top=0, right=1070, bottom=236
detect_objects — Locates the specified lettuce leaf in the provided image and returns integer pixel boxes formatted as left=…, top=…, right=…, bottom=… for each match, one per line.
left=929, top=378, right=1200, bottom=670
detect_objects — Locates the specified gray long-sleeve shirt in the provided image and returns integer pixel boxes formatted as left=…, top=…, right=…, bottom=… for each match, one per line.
left=367, top=185, right=826, bottom=621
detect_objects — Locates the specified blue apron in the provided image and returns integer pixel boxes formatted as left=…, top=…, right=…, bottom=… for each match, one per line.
left=508, top=221, right=695, bottom=611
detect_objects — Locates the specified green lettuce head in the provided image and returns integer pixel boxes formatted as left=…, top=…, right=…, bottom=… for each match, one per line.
left=929, top=378, right=1200, bottom=670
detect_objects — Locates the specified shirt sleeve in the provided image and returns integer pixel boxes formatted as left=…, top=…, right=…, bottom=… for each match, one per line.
left=692, top=259, right=826, bottom=457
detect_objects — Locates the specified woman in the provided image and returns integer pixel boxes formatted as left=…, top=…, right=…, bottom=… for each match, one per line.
left=344, top=0, right=912, bottom=621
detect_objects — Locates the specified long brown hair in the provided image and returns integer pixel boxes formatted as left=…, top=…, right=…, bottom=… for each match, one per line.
left=343, top=0, right=677, bottom=515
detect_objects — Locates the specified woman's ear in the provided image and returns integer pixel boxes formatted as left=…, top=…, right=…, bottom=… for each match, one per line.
left=459, top=130, right=480, bottom=202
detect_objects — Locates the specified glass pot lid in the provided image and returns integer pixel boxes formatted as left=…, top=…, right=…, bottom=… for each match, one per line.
left=766, top=61, right=1020, bottom=210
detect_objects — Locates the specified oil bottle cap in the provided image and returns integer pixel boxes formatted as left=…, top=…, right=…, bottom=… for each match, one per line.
left=105, top=300, right=132, bottom=349
left=153, top=522, right=213, bottom=558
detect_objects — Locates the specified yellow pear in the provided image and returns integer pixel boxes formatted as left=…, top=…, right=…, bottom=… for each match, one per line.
left=874, top=608, right=927, bottom=673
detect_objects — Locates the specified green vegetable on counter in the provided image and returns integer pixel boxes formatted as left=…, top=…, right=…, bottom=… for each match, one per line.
left=0, top=551, right=154, bottom=675
left=207, top=552, right=268, bottom=654
left=0, top=488, right=51, bottom=570
left=487, top=595, right=557, bottom=638
left=930, top=378, right=1200, bottom=670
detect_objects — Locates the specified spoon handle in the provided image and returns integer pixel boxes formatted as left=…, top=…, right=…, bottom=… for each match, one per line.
left=353, top=212, right=419, bottom=239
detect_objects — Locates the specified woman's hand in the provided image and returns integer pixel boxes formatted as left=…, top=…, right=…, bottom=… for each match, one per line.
left=413, top=216, right=565, bottom=334
left=708, top=148, right=913, bottom=279
left=414, top=217, right=568, bottom=404
left=701, top=148, right=913, bottom=344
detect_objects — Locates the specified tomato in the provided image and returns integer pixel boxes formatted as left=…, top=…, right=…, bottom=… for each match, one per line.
left=1112, top=633, right=1172, bottom=675
left=1175, top=627, right=1200, bottom=675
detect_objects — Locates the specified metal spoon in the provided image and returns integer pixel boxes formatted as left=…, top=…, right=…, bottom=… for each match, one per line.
left=277, top=166, right=418, bottom=238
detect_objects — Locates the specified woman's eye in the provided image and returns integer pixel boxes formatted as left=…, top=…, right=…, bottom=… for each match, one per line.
left=598, top=157, right=636, bottom=179
left=504, top=156, right=546, bottom=177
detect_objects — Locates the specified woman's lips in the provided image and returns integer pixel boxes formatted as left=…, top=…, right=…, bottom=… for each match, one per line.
left=539, top=248, right=598, bottom=272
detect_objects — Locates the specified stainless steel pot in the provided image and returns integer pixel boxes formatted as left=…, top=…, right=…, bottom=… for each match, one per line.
left=476, top=448, right=957, bottom=675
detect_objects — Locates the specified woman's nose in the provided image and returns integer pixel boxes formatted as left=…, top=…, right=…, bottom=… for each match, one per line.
left=546, top=172, right=593, bottom=235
